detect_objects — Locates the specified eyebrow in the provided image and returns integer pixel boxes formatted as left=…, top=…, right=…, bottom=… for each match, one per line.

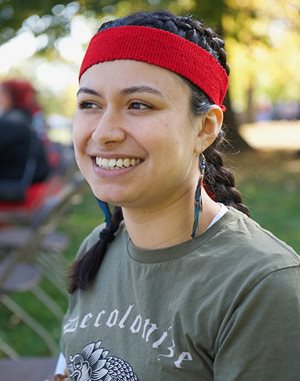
left=77, top=87, right=100, bottom=96
left=120, top=86, right=163, bottom=97
left=77, top=86, right=163, bottom=97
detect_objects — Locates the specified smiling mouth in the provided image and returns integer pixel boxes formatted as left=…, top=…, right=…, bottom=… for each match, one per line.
left=95, top=157, right=142, bottom=169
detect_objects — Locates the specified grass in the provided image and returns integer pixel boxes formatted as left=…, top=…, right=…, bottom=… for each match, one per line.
left=233, top=150, right=300, bottom=251
left=0, top=149, right=299, bottom=358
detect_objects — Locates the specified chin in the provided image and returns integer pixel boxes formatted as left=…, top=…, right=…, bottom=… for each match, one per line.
left=90, top=186, right=125, bottom=207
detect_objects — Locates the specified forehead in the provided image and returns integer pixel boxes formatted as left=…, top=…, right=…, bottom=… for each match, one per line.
left=79, top=59, right=189, bottom=96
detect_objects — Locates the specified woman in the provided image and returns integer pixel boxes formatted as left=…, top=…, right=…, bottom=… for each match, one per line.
left=55, top=10, right=300, bottom=380
left=0, top=80, right=50, bottom=197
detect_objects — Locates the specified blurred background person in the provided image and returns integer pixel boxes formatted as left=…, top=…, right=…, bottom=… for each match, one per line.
left=0, top=79, right=51, bottom=201
left=0, top=79, right=48, bottom=134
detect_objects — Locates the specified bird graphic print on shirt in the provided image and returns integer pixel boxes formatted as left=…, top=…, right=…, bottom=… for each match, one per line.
left=67, top=341, right=139, bottom=381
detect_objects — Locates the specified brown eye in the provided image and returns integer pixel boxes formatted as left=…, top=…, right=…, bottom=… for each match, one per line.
left=78, top=101, right=99, bottom=109
left=129, top=101, right=150, bottom=110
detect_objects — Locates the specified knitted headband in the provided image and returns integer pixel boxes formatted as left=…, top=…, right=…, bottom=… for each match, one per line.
left=79, top=25, right=228, bottom=111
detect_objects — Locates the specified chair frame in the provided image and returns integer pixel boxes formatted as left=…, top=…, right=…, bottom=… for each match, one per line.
left=0, top=171, right=85, bottom=359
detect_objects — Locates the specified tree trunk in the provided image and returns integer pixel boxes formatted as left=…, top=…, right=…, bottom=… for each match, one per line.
left=208, top=18, right=253, bottom=153
left=223, top=92, right=253, bottom=152
left=245, top=74, right=256, bottom=124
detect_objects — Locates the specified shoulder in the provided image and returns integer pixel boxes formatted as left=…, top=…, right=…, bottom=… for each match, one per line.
left=195, top=207, right=300, bottom=298
left=211, top=208, right=300, bottom=289
left=75, top=224, right=104, bottom=260
left=2, top=109, right=31, bottom=124
left=75, top=222, right=125, bottom=260
left=210, top=206, right=299, bottom=264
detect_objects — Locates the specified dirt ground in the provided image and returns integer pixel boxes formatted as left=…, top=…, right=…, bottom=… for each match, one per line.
left=240, top=120, right=300, bottom=151
left=236, top=120, right=300, bottom=181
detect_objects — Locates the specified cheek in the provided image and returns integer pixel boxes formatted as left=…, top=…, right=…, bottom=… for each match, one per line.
left=72, top=129, right=82, bottom=160
left=72, top=116, right=88, bottom=151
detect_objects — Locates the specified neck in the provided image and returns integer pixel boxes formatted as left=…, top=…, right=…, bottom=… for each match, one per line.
left=122, top=188, right=221, bottom=250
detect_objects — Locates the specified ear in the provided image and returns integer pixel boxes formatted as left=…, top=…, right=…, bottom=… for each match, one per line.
left=194, top=106, right=223, bottom=155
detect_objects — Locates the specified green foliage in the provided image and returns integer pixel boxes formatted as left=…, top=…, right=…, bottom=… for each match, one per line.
left=0, top=0, right=77, bottom=47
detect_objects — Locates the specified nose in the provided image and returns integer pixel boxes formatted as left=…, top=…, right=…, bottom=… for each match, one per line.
left=92, top=107, right=126, bottom=146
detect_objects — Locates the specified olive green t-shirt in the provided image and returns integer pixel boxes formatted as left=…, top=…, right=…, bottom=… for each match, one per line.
left=61, top=207, right=300, bottom=380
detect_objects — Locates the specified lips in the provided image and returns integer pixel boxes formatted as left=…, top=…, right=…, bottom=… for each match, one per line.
left=95, top=157, right=142, bottom=169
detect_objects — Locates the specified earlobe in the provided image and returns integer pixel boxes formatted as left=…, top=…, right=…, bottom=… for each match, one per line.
left=195, top=106, right=223, bottom=154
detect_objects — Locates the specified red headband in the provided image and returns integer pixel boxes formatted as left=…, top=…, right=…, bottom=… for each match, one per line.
left=79, top=26, right=228, bottom=111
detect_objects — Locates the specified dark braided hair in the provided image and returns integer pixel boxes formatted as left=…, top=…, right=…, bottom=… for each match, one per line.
left=69, top=10, right=250, bottom=293
left=69, top=207, right=123, bottom=292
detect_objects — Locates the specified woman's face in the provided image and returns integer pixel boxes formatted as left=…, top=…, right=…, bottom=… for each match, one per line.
left=73, top=60, right=203, bottom=211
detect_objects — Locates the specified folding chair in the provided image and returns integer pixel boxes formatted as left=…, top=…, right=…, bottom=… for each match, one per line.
left=0, top=356, right=57, bottom=381
left=0, top=171, right=85, bottom=359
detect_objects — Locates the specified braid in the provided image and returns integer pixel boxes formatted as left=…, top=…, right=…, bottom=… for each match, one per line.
left=175, top=21, right=249, bottom=215
left=69, top=207, right=123, bottom=292
left=204, top=133, right=250, bottom=216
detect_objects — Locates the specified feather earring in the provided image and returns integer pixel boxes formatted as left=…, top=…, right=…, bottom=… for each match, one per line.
left=191, top=154, right=206, bottom=238
left=96, top=198, right=112, bottom=225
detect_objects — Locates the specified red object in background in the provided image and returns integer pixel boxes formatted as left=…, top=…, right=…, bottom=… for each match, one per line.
left=0, top=175, right=65, bottom=214
left=1, top=79, right=41, bottom=115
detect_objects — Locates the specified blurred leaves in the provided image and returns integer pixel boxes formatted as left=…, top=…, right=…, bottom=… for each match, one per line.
left=0, top=1, right=78, bottom=48
left=225, top=0, right=300, bottom=109
left=2, top=0, right=299, bottom=47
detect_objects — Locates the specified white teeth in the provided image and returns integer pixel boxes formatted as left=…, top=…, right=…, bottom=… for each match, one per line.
left=123, top=158, right=130, bottom=167
left=102, top=158, right=109, bottom=168
left=96, top=157, right=141, bottom=169
left=108, top=159, right=116, bottom=168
